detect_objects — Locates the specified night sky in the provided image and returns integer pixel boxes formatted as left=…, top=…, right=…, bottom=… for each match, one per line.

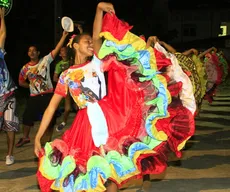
left=5, top=0, right=157, bottom=84
left=4, top=0, right=222, bottom=86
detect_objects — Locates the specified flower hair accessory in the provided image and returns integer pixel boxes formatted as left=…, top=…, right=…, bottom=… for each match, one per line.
left=67, top=34, right=77, bottom=48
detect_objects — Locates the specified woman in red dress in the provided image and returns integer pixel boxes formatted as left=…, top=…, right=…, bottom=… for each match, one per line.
left=34, top=2, right=195, bottom=192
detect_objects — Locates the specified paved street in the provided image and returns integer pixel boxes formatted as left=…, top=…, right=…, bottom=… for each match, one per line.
left=0, top=80, right=230, bottom=192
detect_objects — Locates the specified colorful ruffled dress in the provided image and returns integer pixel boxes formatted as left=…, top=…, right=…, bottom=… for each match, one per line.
left=152, top=42, right=196, bottom=154
left=174, top=53, right=202, bottom=107
left=203, top=52, right=221, bottom=102
left=191, top=54, right=207, bottom=101
left=37, top=13, right=195, bottom=192
left=204, top=54, right=218, bottom=90
left=216, top=52, right=229, bottom=83
left=211, top=52, right=223, bottom=86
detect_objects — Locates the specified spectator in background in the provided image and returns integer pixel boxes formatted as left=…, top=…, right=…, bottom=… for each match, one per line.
left=53, top=46, right=72, bottom=131
left=53, top=24, right=83, bottom=132
left=16, top=30, right=68, bottom=147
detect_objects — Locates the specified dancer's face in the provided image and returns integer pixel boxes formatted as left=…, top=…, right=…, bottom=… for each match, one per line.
left=59, top=47, right=68, bottom=58
left=28, top=46, right=40, bottom=60
left=74, top=34, right=94, bottom=58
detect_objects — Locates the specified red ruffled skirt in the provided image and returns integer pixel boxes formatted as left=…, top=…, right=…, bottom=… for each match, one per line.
left=37, top=58, right=169, bottom=191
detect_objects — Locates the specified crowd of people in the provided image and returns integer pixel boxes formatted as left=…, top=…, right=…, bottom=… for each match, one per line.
left=0, top=1, right=230, bottom=192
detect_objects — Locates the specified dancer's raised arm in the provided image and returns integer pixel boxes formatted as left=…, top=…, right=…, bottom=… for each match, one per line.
left=51, top=31, right=69, bottom=58
left=0, top=8, right=6, bottom=50
left=199, top=47, right=217, bottom=59
left=93, top=2, right=115, bottom=54
left=182, top=48, right=198, bottom=56
left=159, top=41, right=177, bottom=54
left=146, top=36, right=159, bottom=48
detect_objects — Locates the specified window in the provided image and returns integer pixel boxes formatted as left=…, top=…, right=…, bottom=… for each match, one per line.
left=171, top=14, right=180, bottom=22
left=182, top=24, right=197, bottom=37
left=220, top=12, right=228, bottom=21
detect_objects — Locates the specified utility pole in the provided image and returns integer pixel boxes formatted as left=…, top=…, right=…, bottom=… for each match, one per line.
left=54, top=0, right=62, bottom=46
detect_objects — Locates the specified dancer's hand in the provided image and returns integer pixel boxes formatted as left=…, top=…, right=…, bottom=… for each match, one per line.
left=147, top=36, right=159, bottom=47
left=159, top=41, right=165, bottom=46
left=192, top=48, right=198, bottom=55
left=34, top=138, right=43, bottom=157
left=212, top=47, right=217, bottom=52
left=148, top=36, right=159, bottom=42
left=98, top=2, right=115, bottom=15
left=62, top=30, right=69, bottom=37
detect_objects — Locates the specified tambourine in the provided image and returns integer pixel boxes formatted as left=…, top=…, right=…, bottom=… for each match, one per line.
left=0, top=0, right=13, bottom=16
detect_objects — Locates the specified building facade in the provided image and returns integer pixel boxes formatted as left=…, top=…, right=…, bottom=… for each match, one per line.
left=168, top=1, right=230, bottom=48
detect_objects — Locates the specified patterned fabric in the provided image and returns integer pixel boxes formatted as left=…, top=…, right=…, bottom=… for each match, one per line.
left=19, top=53, right=54, bottom=96
left=54, top=60, right=70, bottom=75
left=156, top=46, right=196, bottom=115
left=175, top=53, right=202, bottom=104
left=0, top=93, right=19, bottom=132
left=55, top=55, right=106, bottom=109
left=0, top=49, right=17, bottom=97
left=191, top=55, right=207, bottom=100
left=203, top=54, right=218, bottom=92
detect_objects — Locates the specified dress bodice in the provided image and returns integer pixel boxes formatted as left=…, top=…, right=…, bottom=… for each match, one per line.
left=55, top=55, right=106, bottom=109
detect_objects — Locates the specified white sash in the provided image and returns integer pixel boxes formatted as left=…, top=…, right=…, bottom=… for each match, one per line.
left=87, top=102, right=108, bottom=147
